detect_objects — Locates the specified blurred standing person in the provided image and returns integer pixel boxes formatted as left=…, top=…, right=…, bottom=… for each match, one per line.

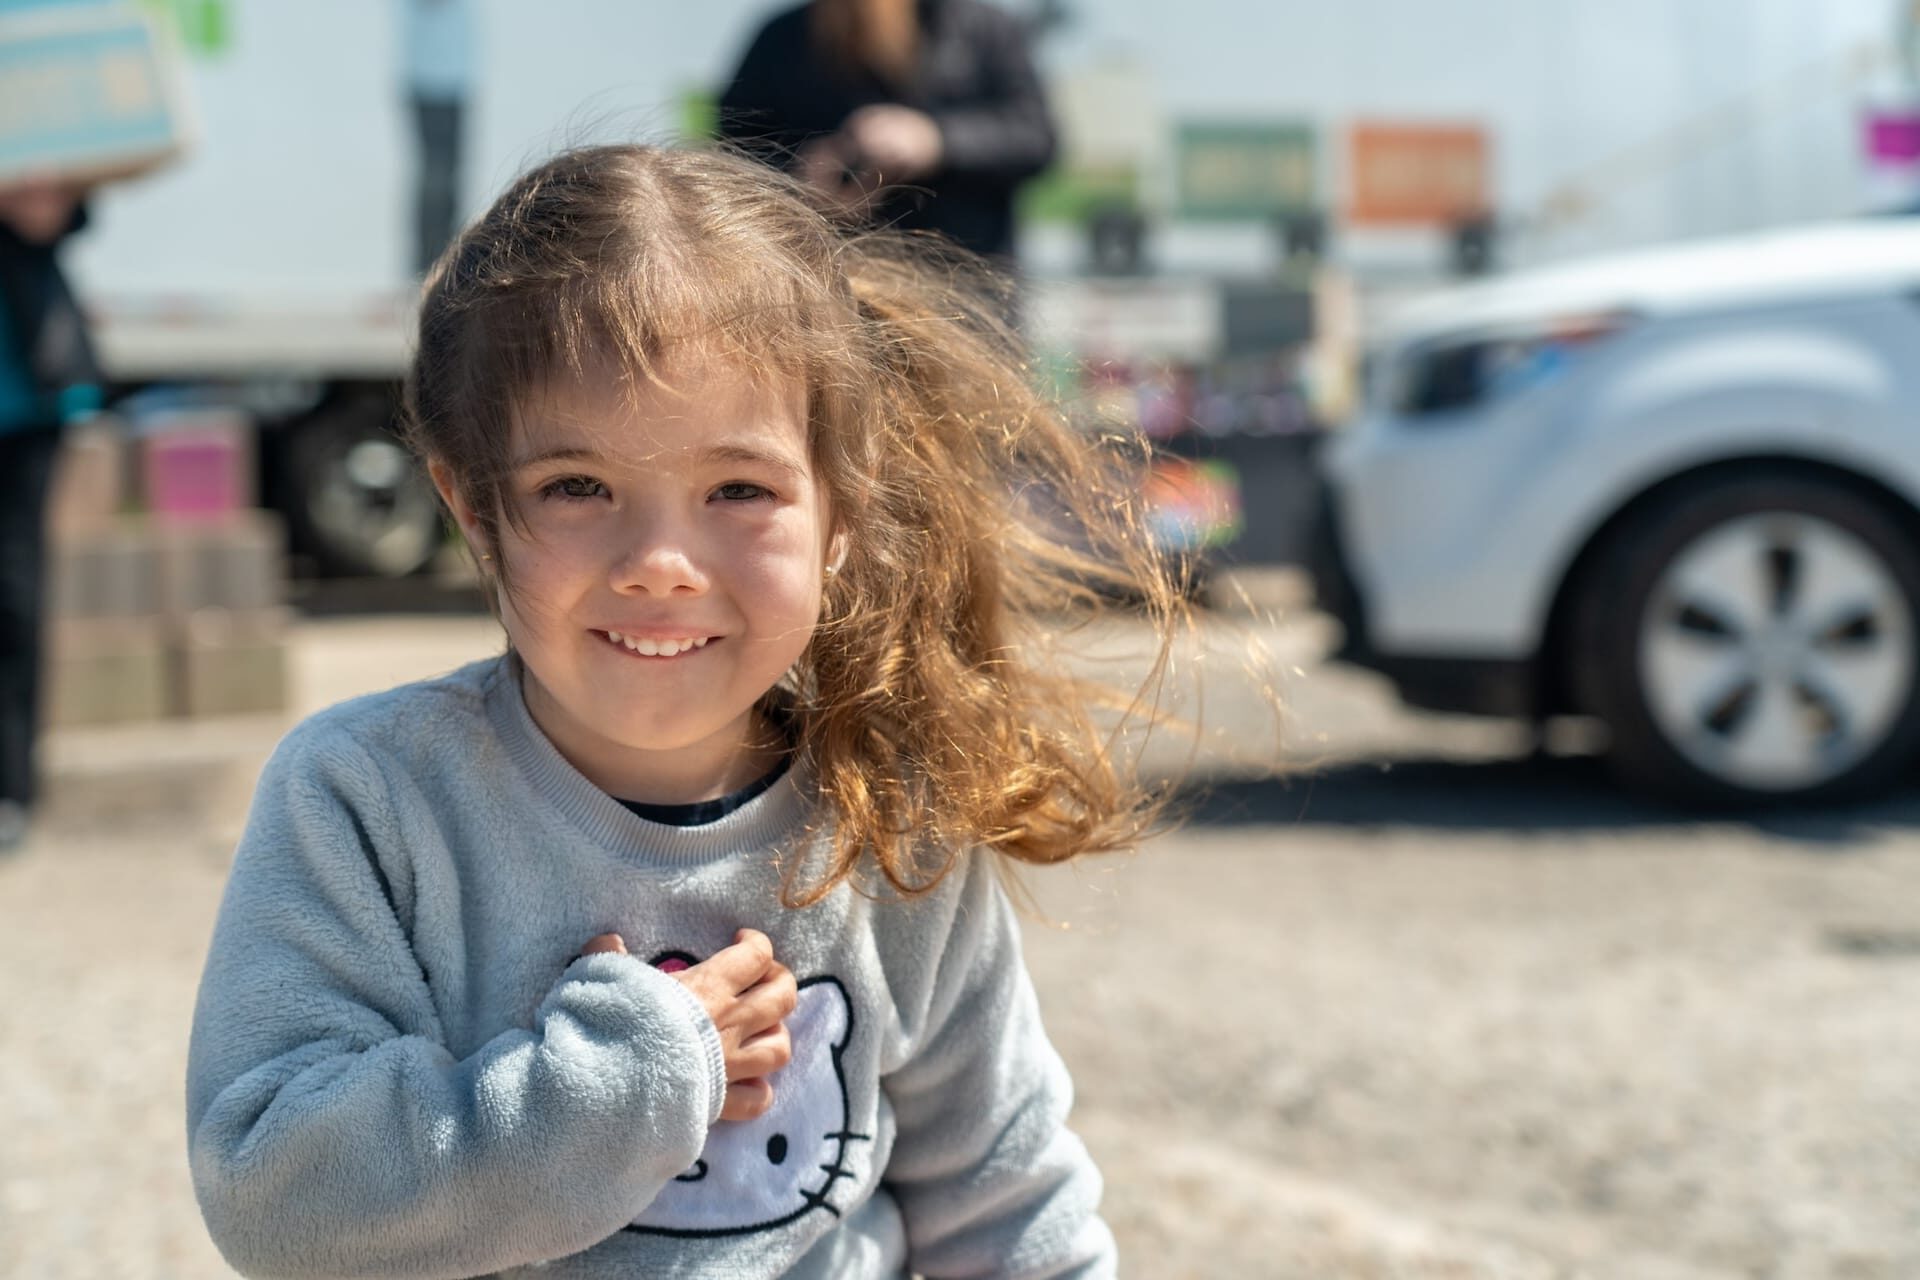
left=400, top=0, right=473, bottom=274
left=718, top=0, right=1056, bottom=267
left=0, top=177, right=99, bottom=851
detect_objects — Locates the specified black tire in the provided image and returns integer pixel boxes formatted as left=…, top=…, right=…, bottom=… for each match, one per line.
left=277, top=393, right=444, bottom=579
left=1569, top=468, right=1920, bottom=806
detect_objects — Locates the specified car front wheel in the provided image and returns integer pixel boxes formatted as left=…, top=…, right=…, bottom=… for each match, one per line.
left=1574, top=470, right=1920, bottom=805
left=278, top=393, right=444, bottom=579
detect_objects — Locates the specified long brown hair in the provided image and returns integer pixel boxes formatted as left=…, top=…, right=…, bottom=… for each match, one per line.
left=809, top=0, right=920, bottom=89
left=405, top=144, right=1199, bottom=904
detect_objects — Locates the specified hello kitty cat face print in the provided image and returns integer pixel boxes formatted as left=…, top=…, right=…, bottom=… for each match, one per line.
left=627, top=964, right=869, bottom=1237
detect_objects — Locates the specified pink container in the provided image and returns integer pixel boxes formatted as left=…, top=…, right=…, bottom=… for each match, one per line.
left=141, top=412, right=253, bottom=521
left=1866, top=111, right=1920, bottom=166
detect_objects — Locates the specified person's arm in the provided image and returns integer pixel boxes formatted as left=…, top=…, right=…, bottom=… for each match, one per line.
left=924, top=9, right=1056, bottom=183
left=882, top=853, right=1116, bottom=1279
left=185, top=729, right=727, bottom=1280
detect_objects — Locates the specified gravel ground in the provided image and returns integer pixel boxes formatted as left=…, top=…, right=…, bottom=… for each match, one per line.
left=6, top=606, right=1920, bottom=1279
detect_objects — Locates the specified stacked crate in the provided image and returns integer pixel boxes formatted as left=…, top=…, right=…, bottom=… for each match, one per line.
left=161, top=513, right=290, bottom=718
left=46, top=494, right=170, bottom=727
left=46, top=415, right=290, bottom=726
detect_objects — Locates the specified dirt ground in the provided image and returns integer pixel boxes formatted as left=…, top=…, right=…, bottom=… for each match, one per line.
left=5, top=604, right=1919, bottom=1279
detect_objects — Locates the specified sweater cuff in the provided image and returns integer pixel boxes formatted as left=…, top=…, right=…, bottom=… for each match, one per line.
left=557, top=953, right=729, bottom=1128
left=650, top=966, right=729, bottom=1125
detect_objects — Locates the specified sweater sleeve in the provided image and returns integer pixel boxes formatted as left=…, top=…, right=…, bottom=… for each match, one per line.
left=184, top=729, right=724, bottom=1280
left=882, top=854, right=1116, bottom=1279
left=929, top=10, right=1057, bottom=183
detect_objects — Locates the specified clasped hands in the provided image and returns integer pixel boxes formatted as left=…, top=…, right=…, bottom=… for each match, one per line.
left=796, top=104, right=944, bottom=213
left=579, top=928, right=797, bottom=1123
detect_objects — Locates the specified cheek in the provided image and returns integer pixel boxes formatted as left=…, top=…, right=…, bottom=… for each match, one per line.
left=734, top=514, right=827, bottom=597
left=495, top=532, right=596, bottom=632
left=737, top=563, right=824, bottom=642
left=492, top=577, right=550, bottom=655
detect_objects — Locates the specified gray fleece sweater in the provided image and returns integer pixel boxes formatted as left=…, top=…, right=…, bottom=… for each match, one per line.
left=186, top=656, right=1114, bottom=1280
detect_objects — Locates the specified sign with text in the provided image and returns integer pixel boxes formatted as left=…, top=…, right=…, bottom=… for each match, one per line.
left=1347, top=123, right=1489, bottom=226
left=0, top=1, right=191, bottom=184
left=1175, top=121, right=1316, bottom=221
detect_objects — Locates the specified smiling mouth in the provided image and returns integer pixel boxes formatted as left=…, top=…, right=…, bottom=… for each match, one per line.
left=599, top=630, right=716, bottom=658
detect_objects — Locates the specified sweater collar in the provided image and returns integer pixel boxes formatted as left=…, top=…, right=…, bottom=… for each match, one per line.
left=482, top=655, right=817, bottom=866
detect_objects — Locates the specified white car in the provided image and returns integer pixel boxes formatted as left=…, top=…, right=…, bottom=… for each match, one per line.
left=1313, top=218, right=1920, bottom=804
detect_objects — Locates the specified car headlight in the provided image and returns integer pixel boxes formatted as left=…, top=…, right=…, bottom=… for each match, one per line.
left=1388, top=310, right=1636, bottom=418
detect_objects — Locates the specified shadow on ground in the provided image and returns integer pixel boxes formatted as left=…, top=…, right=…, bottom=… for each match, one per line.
left=1174, top=751, right=1920, bottom=847
left=288, top=572, right=488, bottom=617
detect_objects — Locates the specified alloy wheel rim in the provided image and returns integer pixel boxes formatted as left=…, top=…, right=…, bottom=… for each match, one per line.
left=1637, top=512, right=1913, bottom=791
left=312, top=437, right=441, bottom=575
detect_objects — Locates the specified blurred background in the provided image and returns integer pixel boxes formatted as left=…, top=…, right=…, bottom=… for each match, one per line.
left=7, top=1, right=1920, bottom=1276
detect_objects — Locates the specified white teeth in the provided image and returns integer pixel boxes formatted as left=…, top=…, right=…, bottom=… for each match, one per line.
left=607, top=632, right=710, bottom=657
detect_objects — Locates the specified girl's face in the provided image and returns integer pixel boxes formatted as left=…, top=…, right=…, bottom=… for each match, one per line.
left=439, top=348, right=834, bottom=804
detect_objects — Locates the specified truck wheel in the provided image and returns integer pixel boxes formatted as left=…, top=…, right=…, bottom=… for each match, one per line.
left=279, top=395, right=443, bottom=578
left=1572, top=470, right=1920, bottom=805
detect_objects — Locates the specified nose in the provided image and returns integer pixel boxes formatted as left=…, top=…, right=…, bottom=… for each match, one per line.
left=609, top=511, right=709, bottom=596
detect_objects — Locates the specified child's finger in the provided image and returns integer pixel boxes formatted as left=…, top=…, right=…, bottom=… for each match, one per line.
left=579, top=933, right=627, bottom=956
left=702, top=929, right=776, bottom=991
left=720, top=1077, right=776, bottom=1123
left=732, top=1023, right=792, bottom=1080
left=735, top=965, right=797, bottom=1034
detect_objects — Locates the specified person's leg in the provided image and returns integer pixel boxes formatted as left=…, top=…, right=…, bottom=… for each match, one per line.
left=412, top=95, right=465, bottom=274
left=0, top=424, right=63, bottom=839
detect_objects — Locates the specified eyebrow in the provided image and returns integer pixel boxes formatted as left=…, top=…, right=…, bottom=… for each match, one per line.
left=699, top=443, right=808, bottom=480
left=510, top=445, right=600, bottom=470
left=509, top=441, right=807, bottom=480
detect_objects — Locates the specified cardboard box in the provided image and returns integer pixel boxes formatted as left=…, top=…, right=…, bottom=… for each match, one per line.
left=48, top=419, right=130, bottom=536
left=172, top=606, right=288, bottom=718
left=0, top=1, right=191, bottom=186
left=48, top=519, right=163, bottom=618
left=45, top=614, right=168, bottom=727
left=157, top=510, right=285, bottom=616
left=50, top=509, right=287, bottom=622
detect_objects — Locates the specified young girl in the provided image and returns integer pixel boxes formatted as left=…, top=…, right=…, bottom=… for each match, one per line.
left=186, top=144, right=1190, bottom=1279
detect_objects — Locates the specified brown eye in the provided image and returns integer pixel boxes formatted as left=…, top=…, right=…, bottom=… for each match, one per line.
left=541, top=475, right=607, bottom=501
left=714, top=482, right=773, bottom=502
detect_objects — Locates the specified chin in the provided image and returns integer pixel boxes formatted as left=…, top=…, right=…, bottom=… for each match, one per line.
left=593, top=705, right=745, bottom=755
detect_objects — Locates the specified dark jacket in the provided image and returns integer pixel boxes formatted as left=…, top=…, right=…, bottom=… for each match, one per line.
left=718, top=0, right=1055, bottom=262
left=0, top=204, right=99, bottom=433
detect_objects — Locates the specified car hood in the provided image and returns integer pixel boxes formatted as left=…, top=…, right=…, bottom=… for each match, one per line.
left=1382, top=217, right=1920, bottom=344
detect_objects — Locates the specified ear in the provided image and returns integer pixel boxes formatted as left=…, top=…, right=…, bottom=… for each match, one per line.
left=428, top=458, right=488, bottom=557
left=826, top=529, right=848, bottom=577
